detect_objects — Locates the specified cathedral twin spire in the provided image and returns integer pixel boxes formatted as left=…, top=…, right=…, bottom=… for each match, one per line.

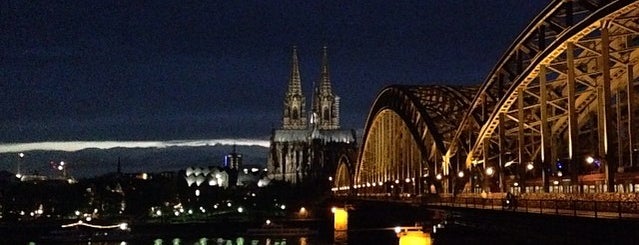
left=282, top=46, right=340, bottom=130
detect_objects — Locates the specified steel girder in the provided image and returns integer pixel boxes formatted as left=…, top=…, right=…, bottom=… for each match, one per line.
left=449, top=0, right=637, bottom=165
left=356, top=85, right=475, bottom=189
left=451, top=0, right=639, bottom=192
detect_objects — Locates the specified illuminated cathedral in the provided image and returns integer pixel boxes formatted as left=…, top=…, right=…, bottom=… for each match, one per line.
left=267, top=46, right=357, bottom=184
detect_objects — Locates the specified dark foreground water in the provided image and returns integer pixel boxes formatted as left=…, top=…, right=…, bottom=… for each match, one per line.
left=26, top=230, right=400, bottom=245
left=21, top=222, right=618, bottom=245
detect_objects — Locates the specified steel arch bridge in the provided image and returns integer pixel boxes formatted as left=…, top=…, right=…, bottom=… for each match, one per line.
left=334, top=0, right=639, bottom=196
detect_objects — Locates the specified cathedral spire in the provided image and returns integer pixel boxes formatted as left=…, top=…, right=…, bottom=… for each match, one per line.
left=313, top=46, right=340, bottom=130
left=318, top=46, right=332, bottom=95
left=287, top=46, right=302, bottom=96
left=282, top=46, right=307, bottom=129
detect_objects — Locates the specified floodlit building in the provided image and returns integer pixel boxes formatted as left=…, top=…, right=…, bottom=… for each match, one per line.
left=267, top=46, right=358, bottom=184
left=224, top=145, right=242, bottom=170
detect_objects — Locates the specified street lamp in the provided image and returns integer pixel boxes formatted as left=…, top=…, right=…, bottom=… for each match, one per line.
left=526, top=162, right=534, bottom=171
left=457, top=171, right=465, bottom=178
left=485, top=167, right=495, bottom=176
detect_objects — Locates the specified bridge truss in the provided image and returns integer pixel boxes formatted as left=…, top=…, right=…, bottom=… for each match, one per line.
left=336, top=0, right=639, bottom=196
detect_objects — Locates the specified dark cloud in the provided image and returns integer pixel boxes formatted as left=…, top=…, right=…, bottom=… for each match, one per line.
left=1, top=1, right=550, bottom=142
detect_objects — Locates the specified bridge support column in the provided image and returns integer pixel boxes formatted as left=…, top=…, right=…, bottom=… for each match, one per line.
left=566, top=42, right=581, bottom=193
left=540, top=65, right=551, bottom=193
left=598, top=23, right=616, bottom=193
left=517, top=87, right=527, bottom=193
left=498, top=113, right=506, bottom=193
left=627, top=63, right=636, bottom=168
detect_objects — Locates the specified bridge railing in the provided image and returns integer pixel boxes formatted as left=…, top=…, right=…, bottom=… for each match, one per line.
left=430, top=195, right=639, bottom=219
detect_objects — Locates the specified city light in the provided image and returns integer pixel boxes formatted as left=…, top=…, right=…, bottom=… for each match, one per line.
left=485, top=167, right=495, bottom=176
left=333, top=208, right=348, bottom=231
left=457, top=171, right=464, bottom=178
left=435, top=174, right=442, bottom=180
left=586, top=156, right=595, bottom=164
left=526, top=163, right=534, bottom=171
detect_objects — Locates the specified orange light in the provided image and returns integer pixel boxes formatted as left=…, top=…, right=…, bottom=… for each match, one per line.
left=333, top=208, right=348, bottom=231
left=398, top=231, right=431, bottom=245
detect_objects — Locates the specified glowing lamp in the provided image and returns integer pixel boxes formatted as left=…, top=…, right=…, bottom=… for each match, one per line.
left=457, top=171, right=464, bottom=178
left=397, top=231, right=431, bottom=245
left=485, top=167, right=495, bottom=176
left=119, top=223, right=128, bottom=230
left=333, top=208, right=348, bottom=231
left=435, top=174, right=442, bottom=180
left=526, top=163, right=534, bottom=171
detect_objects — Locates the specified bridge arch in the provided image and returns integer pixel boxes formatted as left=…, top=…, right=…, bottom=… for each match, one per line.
left=333, top=154, right=354, bottom=195
left=448, top=0, right=639, bottom=193
left=355, top=85, right=475, bottom=195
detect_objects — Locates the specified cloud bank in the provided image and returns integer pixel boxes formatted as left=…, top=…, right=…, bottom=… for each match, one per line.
left=0, top=139, right=270, bottom=154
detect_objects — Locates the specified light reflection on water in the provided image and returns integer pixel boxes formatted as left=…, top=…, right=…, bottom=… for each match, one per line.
left=31, top=236, right=314, bottom=245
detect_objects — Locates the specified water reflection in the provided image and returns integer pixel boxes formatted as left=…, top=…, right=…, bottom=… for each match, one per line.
left=31, top=236, right=310, bottom=245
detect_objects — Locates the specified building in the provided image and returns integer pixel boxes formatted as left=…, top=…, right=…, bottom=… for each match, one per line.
left=267, top=46, right=357, bottom=184
left=224, top=145, right=242, bottom=170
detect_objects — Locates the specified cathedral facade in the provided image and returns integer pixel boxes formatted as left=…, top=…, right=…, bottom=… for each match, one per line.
left=267, top=46, right=357, bottom=184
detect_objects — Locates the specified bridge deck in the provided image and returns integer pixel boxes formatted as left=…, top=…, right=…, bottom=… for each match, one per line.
left=342, top=194, right=639, bottom=220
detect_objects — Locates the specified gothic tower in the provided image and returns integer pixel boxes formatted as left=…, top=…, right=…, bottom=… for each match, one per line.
left=282, top=46, right=307, bottom=129
left=312, top=46, right=340, bottom=130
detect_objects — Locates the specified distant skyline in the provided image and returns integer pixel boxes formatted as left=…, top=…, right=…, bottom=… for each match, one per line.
left=2, top=1, right=550, bottom=145
left=0, top=139, right=270, bottom=154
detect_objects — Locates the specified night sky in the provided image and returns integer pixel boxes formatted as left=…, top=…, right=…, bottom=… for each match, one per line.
left=2, top=1, right=550, bottom=144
